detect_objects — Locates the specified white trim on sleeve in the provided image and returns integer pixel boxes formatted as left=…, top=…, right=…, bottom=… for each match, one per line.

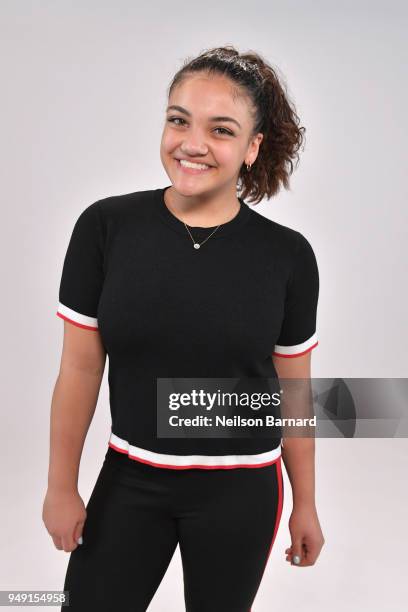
left=56, top=302, right=98, bottom=330
left=273, top=332, right=318, bottom=358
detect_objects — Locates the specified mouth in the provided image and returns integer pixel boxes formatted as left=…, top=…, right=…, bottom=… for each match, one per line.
left=175, top=158, right=214, bottom=175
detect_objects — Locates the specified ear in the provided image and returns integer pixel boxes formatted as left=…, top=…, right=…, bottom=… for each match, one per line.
left=255, top=132, right=264, bottom=152
left=247, top=132, right=264, bottom=165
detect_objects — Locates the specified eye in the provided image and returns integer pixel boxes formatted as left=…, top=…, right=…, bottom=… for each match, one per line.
left=167, top=116, right=186, bottom=126
left=166, top=117, right=234, bottom=136
left=214, top=127, right=234, bottom=136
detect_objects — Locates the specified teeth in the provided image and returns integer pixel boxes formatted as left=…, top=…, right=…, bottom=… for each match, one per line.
left=179, top=159, right=210, bottom=170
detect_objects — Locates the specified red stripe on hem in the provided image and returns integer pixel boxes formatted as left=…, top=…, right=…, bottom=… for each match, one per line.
left=56, top=311, right=98, bottom=331
left=273, top=340, right=318, bottom=358
left=108, top=442, right=281, bottom=470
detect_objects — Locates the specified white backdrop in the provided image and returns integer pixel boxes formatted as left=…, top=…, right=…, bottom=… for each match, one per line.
left=1, top=1, right=407, bottom=610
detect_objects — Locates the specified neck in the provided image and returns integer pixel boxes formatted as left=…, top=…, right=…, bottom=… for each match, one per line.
left=164, top=186, right=241, bottom=228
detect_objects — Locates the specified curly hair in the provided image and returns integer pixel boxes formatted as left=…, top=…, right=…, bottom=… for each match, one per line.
left=166, top=45, right=306, bottom=204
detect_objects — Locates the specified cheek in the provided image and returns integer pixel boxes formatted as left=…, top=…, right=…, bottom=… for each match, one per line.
left=161, top=129, right=179, bottom=153
left=214, top=144, right=241, bottom=168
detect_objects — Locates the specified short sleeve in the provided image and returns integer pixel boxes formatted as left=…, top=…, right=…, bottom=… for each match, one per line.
left=273, top=232, right=319, bottom=358
left=56, top=201, right=105, bottom=331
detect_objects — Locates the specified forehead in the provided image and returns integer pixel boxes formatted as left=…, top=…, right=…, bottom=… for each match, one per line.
left=169, top=73, right=250, bottom=118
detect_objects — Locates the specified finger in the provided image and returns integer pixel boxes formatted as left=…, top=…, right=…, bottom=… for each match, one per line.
left=293, top=543, right=313, bottom=567
left=61, top=534, right=78, bottom=553
left=295, top=555, right=308, bottom=566
left=73, top=521, right=85, bottom=545
left=52, top=535, right=63, bottom=550
left=291, top=540, right=303, bottom=566
left=302, top=543, right=320, bottom=566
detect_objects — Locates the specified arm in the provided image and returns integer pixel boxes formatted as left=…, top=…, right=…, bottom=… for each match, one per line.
left=273, top=351, right=315, bottom=507
left=42, top=321, right=106, bottom=552
left=272, top=350, right=325, bottom=566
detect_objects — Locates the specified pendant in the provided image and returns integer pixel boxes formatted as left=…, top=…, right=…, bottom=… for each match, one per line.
left=194, top=243, right=200, bottom=249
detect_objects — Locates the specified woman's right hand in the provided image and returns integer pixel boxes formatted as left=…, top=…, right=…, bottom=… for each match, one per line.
left=42, top=488, right=87, bottom=552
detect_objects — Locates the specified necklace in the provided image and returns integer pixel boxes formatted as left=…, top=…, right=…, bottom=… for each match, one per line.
left=164, top=190, right=241, bottom=250
left=183, top=222, right=221, bottom=249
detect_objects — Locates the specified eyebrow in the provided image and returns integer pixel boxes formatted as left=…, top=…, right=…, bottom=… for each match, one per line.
left=166, top=105, right=242, bottom=129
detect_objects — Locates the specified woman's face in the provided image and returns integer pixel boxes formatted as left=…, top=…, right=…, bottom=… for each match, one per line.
left=160, top=73, right=263, bottom=199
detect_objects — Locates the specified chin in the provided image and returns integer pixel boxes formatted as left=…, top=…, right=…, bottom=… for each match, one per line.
left=170, top=177, right=213, bottom=197
left=176, top=187, right=204, bottom=199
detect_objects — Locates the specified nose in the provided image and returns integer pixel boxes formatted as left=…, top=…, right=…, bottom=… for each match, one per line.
left=180, top=128, right=209, bottom=156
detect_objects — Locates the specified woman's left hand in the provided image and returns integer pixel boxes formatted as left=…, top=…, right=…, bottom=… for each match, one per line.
left=285, top=504, right=325, bottom=566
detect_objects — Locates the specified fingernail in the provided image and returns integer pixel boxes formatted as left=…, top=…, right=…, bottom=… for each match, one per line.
left=292, top=555, right=301, bottom=564
left=77, top=536, right=83, bottom=545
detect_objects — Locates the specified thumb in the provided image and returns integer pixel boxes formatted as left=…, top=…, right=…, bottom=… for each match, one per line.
left=291, top=539, right=303, bottom=565
left=73, top=521, right=85, bottom=545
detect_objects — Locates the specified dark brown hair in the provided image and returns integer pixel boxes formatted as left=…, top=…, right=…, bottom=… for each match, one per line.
left=167, top=45, right=306, bottom=204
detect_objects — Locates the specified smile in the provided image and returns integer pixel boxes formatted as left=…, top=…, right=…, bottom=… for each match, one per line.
left=175, top=159, right=214, bottom=174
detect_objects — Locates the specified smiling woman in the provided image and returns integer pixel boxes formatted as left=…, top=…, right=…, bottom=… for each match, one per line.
left=46, top=45, right=324, bottom=612
left=161, top=46, right=305, bottom=207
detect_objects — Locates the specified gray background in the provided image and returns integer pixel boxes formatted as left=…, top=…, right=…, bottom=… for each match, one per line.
left=1, top=1, right=407, bottom=610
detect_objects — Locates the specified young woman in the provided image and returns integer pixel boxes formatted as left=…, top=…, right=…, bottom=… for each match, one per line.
left=43, top=45, right=325, bottom=611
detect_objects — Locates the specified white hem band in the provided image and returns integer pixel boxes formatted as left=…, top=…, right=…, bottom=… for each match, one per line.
left=108, top=432, right=282, bottom=470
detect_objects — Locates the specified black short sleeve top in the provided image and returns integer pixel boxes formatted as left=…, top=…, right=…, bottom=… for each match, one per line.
left=56, top=186, right=319, bottom=469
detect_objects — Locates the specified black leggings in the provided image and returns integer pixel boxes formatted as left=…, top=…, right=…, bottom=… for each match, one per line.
left=62, top=447, right=284, bottom=611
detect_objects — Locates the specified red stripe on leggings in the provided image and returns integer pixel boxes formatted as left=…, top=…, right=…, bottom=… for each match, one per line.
left=250, top=456, right=284, bottom=611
